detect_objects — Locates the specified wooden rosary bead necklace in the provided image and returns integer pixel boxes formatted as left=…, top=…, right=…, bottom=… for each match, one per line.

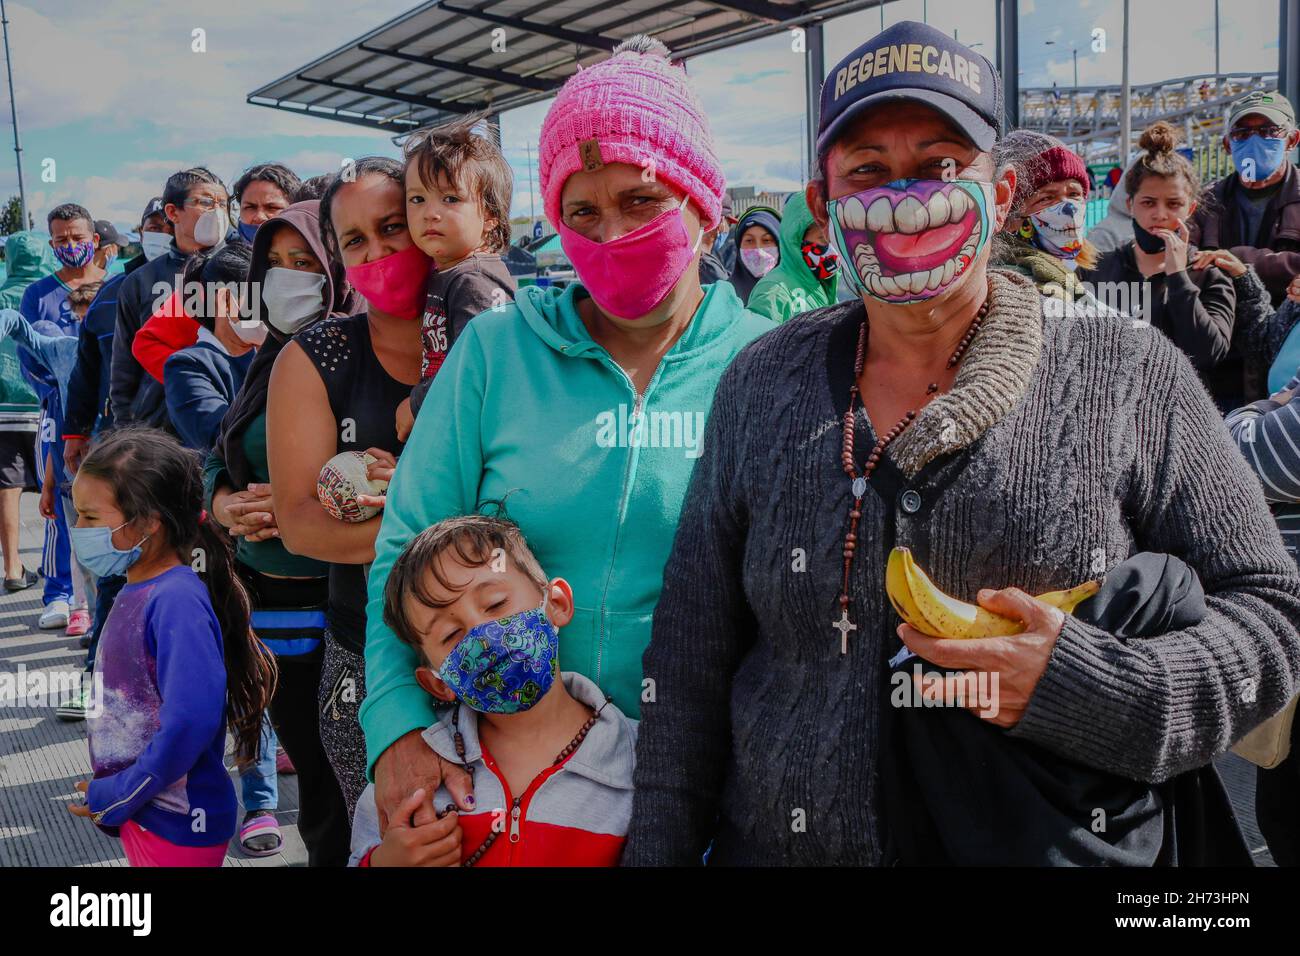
left=833, top=285, right=992, bottom=655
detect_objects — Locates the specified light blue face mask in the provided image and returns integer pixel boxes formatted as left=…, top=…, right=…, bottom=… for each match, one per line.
left=69, top=522, right=150, bottom=578
left=1230, top=134, right=1289, bottom=184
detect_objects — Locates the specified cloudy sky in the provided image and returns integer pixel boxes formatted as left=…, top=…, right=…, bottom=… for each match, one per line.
left=0, top=0, right=1281, bottom=232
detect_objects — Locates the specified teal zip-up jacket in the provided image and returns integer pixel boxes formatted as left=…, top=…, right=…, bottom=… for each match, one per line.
left=360, top=280, right=773, bottom=774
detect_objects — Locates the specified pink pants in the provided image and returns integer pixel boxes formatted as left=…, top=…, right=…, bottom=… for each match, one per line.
left=120, top=820, right=227, bottom=867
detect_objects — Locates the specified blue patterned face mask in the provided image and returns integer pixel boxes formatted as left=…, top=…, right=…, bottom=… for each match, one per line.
left=53, top=239, right=97, bottom=269
left=438, top=601, right=559, bottom=714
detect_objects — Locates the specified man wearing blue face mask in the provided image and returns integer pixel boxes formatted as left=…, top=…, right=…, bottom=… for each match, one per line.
left=231, top=163, right=301, bottom=244
left=1190, top=91, right=1300, bottom=309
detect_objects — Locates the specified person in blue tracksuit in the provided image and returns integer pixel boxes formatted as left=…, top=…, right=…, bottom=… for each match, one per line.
left=18, top=204, right=108, bottom=630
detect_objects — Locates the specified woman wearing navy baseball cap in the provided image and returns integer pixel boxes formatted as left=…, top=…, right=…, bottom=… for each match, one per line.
left=626, top=20, right=1300, bottom=865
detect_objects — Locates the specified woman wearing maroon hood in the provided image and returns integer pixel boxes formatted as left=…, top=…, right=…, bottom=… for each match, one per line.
left=204, top=199, right=359, bottom=866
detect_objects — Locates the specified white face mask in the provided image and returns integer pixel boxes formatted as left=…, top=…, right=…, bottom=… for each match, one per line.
left=228, top=314, right=268, bottom=346
left=262, top=267, right=327, bottom=335
left=140, top=231, right=172, bottom=261
left=193, top=206, right=230, bottom=249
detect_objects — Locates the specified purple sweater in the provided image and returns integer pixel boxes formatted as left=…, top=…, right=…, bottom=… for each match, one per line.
left=87, top=565, right=235, bottom=847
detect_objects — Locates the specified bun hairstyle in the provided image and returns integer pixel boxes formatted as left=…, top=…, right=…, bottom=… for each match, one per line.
left=537, top=32, right=724, bottom=232
left=1123, top=121, right=1201, bottom=199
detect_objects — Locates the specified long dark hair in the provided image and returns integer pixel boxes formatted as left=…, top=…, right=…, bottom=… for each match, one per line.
left=79, top=427, right=276, bottom=761
left=318, top=156, right=404, bottom=263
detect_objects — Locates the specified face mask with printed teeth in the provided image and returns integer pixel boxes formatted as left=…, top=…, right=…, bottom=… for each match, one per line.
left=828, top=178, right=993, bottom=302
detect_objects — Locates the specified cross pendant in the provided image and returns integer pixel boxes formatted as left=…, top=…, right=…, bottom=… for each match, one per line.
left=833, top=609, right=858, bottom=655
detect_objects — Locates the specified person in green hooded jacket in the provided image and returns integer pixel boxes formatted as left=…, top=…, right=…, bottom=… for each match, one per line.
left=0, top=232, right=57, bottom=589
left=360, top=36, right=773, bottom=829
left=747, top=190, right=840, bottom=323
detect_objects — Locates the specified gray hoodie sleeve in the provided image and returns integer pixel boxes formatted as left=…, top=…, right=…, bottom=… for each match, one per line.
left=348, top=782, right=380, bottom=866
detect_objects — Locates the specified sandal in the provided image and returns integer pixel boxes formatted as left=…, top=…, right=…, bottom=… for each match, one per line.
left=275, top=747, right=297, bottom=776
left=239, top=811, right=283, bottom=857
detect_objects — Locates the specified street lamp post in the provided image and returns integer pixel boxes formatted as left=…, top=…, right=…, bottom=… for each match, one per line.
left=1046, top=40, right=1081, bottom=139
left=0, top=0, right=26, bottom=231
left=1121, top=0, right=1131, bottom=166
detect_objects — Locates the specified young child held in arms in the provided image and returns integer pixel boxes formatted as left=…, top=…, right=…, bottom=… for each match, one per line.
left=67, top=427, right=276, bottom=866
left=395, top=117, right=518, bottom=440
left=350, top=513, right=636, bottom=866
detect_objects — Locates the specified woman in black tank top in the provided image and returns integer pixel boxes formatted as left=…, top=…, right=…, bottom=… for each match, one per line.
left=266, top=158, right=426, bottom=817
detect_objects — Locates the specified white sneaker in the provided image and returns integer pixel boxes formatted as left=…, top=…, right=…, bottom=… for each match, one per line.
left=39, top=600, right=70, bottom=630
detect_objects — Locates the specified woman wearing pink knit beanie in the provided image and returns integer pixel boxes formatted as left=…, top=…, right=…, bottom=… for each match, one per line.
left=357, top=36, right=773, bottom=825
left=538, top=35, right=730, bottom=324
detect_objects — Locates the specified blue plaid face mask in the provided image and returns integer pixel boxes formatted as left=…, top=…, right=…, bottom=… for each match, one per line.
left=438, top=601, right=559, bottom=714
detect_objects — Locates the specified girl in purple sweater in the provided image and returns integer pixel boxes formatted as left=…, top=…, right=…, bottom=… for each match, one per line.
left=66, top=427, right=276, bottom=866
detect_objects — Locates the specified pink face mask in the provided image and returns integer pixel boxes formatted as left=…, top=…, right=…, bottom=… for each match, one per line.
left=344, top=244, right=430, bottom=320
left=558, top=197, right=702, bottom=320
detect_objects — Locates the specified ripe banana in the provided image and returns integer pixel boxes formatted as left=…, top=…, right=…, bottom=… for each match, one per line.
left=885, top=547, right=1100, bottom=639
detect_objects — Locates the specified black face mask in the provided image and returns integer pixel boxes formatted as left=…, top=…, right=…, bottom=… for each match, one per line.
left=1132, top=219, right=1167, bottom=254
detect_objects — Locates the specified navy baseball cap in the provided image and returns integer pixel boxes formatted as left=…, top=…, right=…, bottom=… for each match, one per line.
left=93, top=219, right=130, bottom=247
left=140, top=196, right=166, bottom=225
left=817, top=20, right=1003, bottom=158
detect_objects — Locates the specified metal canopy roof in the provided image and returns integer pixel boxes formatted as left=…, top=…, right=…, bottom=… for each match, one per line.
left=248, top=0, right=886, bottom=134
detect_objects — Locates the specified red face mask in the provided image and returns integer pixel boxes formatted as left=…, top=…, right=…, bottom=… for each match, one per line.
left=344, top=244, right=431, bottom=320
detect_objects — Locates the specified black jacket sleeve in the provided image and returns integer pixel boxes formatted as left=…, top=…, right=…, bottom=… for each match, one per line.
left=62, top=321, right=101, bottom=438
left=109, top=273, right=146, bottom=423
left=1162, top=266, right=1236, bottom=371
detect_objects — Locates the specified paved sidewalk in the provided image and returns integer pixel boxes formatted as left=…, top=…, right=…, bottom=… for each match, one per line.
left=0, top=493, right=307, bottom=867
left=0, top=491, right=1280, bottom=867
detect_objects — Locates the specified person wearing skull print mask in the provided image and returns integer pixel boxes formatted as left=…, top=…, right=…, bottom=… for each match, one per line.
left=996, top=130, right=1120, bottom=318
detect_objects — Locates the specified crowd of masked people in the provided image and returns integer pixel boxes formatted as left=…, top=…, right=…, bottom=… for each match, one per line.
left=2, top=20, right=1299, bottom=867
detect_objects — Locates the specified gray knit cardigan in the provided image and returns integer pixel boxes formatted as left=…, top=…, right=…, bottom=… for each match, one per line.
left=623, top=268, right=1300, bottom=866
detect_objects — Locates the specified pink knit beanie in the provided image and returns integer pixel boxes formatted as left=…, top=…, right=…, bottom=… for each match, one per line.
left=538, top=36, right=725, bottom=232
